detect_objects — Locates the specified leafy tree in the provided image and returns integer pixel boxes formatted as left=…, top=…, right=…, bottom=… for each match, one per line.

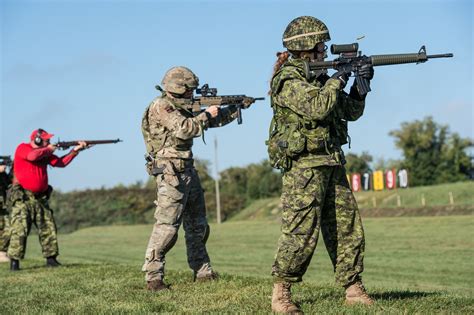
left=220, top=166, right=248, bottom=196
left=209, top=160, right=282, bottom=220
left=218, top=166, right=248, bottom=220
left=245, top=160, right=282, bottom=200
left=372, top=157, right=402, bottom=172
left=389, top=116, right=473, bottom=186
left=438, top=133, right=474, bottom=183
left=345, top=151, right=373, bottom=174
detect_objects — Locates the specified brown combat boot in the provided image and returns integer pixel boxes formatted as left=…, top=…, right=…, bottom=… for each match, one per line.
left=146, top=280, right=169, bottom=292
left=195, top=271, right=219, bottom=282
left=271, top=282, right=303, bottom=314
left=345, top=282, right=374, bottom=305
left=194, top=263, right=219, bottom=282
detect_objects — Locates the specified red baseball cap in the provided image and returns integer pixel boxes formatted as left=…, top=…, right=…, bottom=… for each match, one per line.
left=30, top=128, right=54, bottom=142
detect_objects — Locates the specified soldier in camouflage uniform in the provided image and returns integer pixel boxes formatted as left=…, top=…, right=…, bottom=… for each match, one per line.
left=141, top=66, right=253, bottom=291
left=0, top=163, right=13, bottom=262
left=267, top=16, right=375, bottom=312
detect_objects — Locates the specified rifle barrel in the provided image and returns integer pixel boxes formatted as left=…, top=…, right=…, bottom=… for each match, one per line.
left=56, top=139, right=122, bottom=148
left=427, top=53, right=454, bottom=58
left=370, top=53, right=428, bottom=66
left=371, top=51, right=453, bottom=66
left=83, top=139, right=122, bottom=144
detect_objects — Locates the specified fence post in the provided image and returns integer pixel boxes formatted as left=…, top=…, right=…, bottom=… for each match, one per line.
left=449, top=192, right=454, bottom=205
left=372, top=196, right=377, bottom=208
left=421, top=194, right=426, bottom=207
left=397, top=194, right=401, bottom=207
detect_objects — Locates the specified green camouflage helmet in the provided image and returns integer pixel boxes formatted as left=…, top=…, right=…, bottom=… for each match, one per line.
left=283, top=16, right=331, bottom=51
left=161, top=66, right=199, bottom=94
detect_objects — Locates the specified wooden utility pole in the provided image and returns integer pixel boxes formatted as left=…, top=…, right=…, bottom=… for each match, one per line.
left=214, top=137, right=221, bottom=224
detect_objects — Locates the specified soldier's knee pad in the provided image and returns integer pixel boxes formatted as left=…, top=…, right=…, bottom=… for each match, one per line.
left=162, top=228, right=179, bottom=254
left=150, top=224, right=179, bottom=255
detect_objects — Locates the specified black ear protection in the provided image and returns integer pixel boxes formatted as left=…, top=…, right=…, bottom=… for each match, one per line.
left=34, top=128, right=45, bottom=145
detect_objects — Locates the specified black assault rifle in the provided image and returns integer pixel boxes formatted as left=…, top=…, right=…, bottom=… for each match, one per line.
left=55, top=139, right=122, bottom=150
left=0, top=155, right=12, bottom=166
left=307, top=43, right=453, bottom=96
left=156, top=84, right=265, bottom=124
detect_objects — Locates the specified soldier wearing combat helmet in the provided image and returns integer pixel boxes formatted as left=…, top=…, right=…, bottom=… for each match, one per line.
left=141, top=66, right=254, bottom=291
left=267, top=16, right=375, bottom=312
left=0, top=158, right=13, bottom=262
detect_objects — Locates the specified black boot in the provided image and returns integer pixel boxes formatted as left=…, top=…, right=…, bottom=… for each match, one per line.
left=46, top=256, right=61, bottom=267
left=10, top=259, right=20, bottom=271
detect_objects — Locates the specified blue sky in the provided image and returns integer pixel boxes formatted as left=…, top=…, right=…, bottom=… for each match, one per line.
left=1, top=0, right=472, bottom=191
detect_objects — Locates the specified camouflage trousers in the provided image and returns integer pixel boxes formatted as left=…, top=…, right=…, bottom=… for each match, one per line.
left=7, top=185, right=59, bottom=260
left=0, top=208, right=9, bottom=252
left=272, top=165, right=365, bottom=287
left=142, top=166, right=212, bottom=282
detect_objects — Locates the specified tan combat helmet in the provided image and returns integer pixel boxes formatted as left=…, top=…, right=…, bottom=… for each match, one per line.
left=161, top=66, right=199, bottom=95
left=283, top=16, right=331, bottom=51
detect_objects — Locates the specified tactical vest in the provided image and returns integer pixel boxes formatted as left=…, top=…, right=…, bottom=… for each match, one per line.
left=141, top=96, right=168, bottom=157
left=266, top=60, right=349, bottom=171
left=143, top=95, right=198, bottom=153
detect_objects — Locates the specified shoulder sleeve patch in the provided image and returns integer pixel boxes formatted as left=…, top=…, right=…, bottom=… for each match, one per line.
left=165, top=105, right=175, bottom=113
left=152, top=97, right=175, bottom=115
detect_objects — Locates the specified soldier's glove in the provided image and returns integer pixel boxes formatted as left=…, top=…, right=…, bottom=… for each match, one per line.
left=331, top=69, right=351, bottom=89
left=357, top=64, right=374, bottom=81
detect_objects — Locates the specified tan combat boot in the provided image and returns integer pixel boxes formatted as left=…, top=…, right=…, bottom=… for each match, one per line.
left=271, top=282, right=303, bottom=314
left=345, top=282, right=374, bottom=305
left=146, top=280, right=169, bottom=292
left=194, top=262, right=219, bottom=282
left=195, top=271, right=219, bottom=282
left=0, top=251, right=9, bottom=263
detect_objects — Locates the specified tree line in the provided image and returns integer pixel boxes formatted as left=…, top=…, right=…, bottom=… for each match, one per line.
left=346, top=116, right=472, bottom=186
left=50, top=159, right=281, bottom=232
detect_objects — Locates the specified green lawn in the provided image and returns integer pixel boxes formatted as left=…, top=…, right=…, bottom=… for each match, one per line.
left=1, top=216, right=473, bottom=313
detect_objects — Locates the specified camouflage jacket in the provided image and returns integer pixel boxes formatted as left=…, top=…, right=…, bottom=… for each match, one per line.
left=142, top=95, right=238, bottom=161
left=270, top=58, right=365, bottom=167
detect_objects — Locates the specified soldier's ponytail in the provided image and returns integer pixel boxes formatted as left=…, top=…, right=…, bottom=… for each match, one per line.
left=269, top=51, right=290, bottom=95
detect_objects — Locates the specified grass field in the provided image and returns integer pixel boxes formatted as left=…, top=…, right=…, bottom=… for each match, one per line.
left=1, top=216, right=473, bottom=313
